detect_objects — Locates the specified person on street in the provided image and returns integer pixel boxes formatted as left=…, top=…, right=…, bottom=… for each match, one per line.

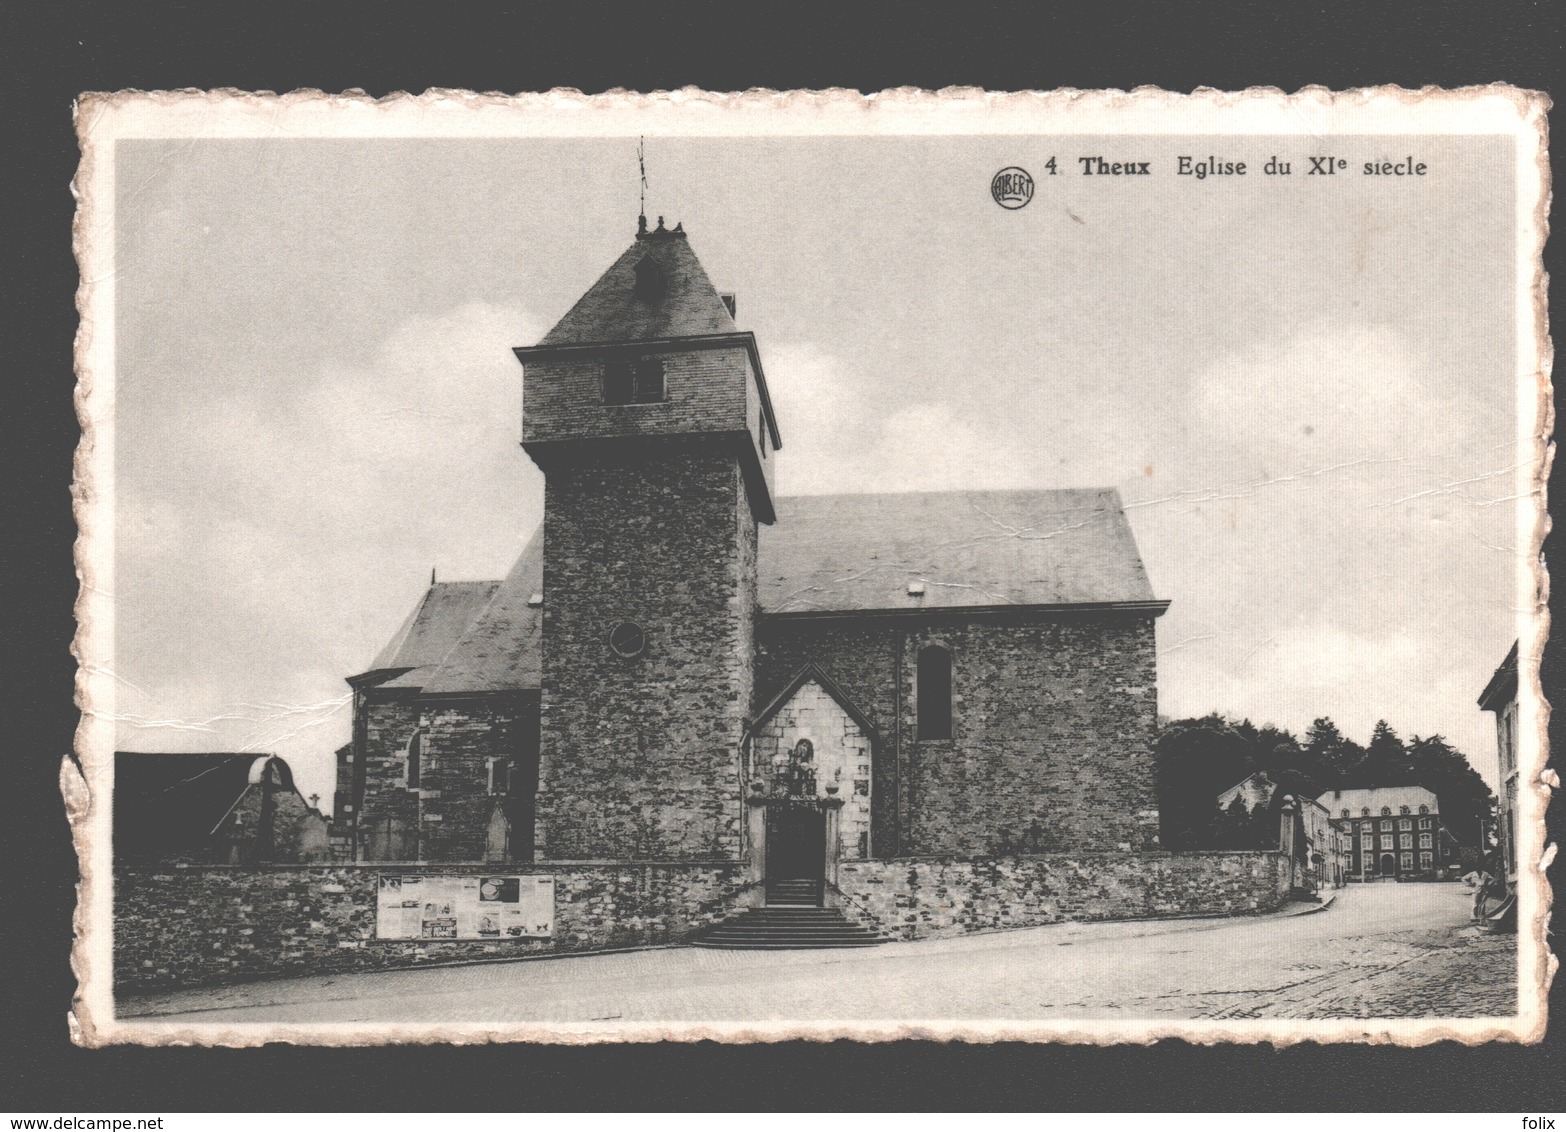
left=1471, top=864, right=1495, bottom=920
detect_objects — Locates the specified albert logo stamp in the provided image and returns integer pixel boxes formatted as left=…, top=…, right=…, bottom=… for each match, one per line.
left=991, top=166, right=1034, bottom=209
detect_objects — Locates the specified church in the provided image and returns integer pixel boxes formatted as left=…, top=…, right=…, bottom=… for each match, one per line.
left=332, top=216, right=1180, bottom=938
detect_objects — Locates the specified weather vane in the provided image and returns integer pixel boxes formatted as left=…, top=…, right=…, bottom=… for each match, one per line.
left=638, top=135, right=648, bottom=227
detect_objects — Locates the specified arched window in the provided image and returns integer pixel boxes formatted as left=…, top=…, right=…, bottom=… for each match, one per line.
left=1400, top=805, right=1410, bottom=815
left=1381, top=806, right=1391, bottom=816
left=1418, top=804, right=1429, bottom=814
left=1341, top=809, right=1350, bottom=819
left=1362, top=808, right=1371, bottom=817
left=405, top=732, right=422, bottom=790
left=916, top=645, right=953, bottom=741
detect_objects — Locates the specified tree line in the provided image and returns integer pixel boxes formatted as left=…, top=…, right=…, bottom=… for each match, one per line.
left=1156, top=714, right=1497, bottom=851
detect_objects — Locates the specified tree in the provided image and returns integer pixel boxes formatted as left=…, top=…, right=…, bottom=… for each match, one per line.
left=1155, top=716, right=1256, bottom=849
left=1157, top=712, right=1493, bottom=854
left=1350, top=720, right=1417, bottom=786
left=1407, top=734, right=1497, bottom=847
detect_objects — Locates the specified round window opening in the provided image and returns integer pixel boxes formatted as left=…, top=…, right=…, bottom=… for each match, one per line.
left=608, top=621, right=647, bottom=658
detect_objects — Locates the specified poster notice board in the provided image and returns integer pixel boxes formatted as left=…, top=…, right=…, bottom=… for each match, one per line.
left=375, top=874, right=555, bottom=940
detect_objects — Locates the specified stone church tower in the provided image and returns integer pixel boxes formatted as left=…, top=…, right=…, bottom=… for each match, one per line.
left=513, top=217, right=782, bottom=861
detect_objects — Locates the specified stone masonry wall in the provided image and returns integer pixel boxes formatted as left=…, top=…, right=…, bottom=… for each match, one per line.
left=835, top=851, right=1290, bottom=941
left=538, top=444, right=754, bottom=860
left=355, top=693, right=421, bottom=859
left=417, top=695, right=527, bottom=862
left=522, top=348, right=753, bottom=447
left=114, top=862, right=748, bottom=993
left=758, top=614, right=1161, bottom=858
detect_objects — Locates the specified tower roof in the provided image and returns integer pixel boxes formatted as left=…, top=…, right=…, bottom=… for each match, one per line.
left=538, top=221, right=740, bottom=347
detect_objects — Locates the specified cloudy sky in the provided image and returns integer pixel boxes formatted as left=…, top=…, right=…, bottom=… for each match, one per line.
left=113, top=133, right=1521, bottom=807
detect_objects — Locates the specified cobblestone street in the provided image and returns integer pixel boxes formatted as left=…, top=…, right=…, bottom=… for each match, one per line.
left=120, top=881, right=1516, bottom=1026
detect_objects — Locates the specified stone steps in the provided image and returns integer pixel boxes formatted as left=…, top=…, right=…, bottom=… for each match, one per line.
left=693, top=906, right=888, bottom=950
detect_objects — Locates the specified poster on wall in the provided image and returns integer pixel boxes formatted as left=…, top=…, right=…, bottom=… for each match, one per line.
left=375, top=874, right=555, bottom=940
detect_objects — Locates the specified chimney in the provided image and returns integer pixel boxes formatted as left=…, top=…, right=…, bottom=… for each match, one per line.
left=720, top=292, right=737, bottom=318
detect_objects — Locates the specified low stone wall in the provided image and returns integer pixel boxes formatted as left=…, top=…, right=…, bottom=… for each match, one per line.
left=833, top=851, right=1290, bottom=940
left=115, top=861, right=747, bottom=993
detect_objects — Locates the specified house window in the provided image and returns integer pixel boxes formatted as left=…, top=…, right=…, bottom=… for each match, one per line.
left=1362, top=808, right=1371, bottom=817
left=1419, top=817, right=1432, bottom=830
left=1380, top=820, right=1392, bottom=831
left=1341, top=809, right=1350, bottom=819
left=1381, top=807, right=1392, bottom=816
left=487, top=757, right=510, bottom=796
left=1419, top=833, right=1432, bottom=849
left=404, top=732, right=422, bottom=789
left=602, top=358, right=665, bottom=404
left=1380, top=835, right=1393, bottom=850
left=1418, top=804, right=1429, bottom=814
left=916, top=645, right=953, bottom=741
left=1400, top=805, right=1411, bottom=815
left=1400, top=852, right=1413, bottom=871
left=1420, top=851, right=1433, bottom=869
left=1399, top=818, right=1412, bottom=831
left=1399, top=834, right=1412, bottom=849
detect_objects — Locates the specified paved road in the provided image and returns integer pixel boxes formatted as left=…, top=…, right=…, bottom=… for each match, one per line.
left=121, top=882, right=1516, bottom=1026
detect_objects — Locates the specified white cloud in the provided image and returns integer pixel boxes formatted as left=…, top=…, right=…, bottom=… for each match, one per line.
left=118, top=301, right=547, bottom=804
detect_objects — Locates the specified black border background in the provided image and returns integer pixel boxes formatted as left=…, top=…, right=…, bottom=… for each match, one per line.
left=7, top=0, right=1563, bottom=1113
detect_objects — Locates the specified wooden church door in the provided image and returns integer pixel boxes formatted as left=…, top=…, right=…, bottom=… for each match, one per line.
left=765, top=804, right=825, bottom=906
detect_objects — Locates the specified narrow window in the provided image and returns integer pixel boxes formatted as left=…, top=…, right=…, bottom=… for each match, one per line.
left=405, top=732, right=422, bottom=789
left=603, top=360, right=635, bottom=405
left=487, top=756, right=510, bottom=795
left=916, top=645, right=953, bottom=741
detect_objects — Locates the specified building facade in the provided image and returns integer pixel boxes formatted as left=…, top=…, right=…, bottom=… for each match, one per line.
left=331, top=217, right=1172, bottom=930
left=1316, top=785, right=1450, bottom=880
left=1478, top=641, right=1520, bottom=896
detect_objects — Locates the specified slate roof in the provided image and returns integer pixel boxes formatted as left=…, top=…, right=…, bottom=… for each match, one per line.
left=759, top=489, right=1159, bottom=615
left=422, top=532, right=544, bottom=694
left=1316, top=785, right=1441, bottom=816
left=114, top=752, right=288, bottom=858
left=361, top=489, right=1160, bottom=694
left=372, top=580, right=500, bottom=687
left=537, top=225, right=739, bottom=347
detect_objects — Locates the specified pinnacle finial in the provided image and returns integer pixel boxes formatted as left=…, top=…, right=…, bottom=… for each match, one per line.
left=638, top=213, right=648, bottom=236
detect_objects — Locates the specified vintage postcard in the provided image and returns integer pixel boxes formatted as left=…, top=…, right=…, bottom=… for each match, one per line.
left=71, top=86, right=1553, bottom=1046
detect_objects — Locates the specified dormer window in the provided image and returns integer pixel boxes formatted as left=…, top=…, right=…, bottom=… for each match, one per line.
left=632, top=255, right=666, bottom=303
left=603, top=358, right=665, bottom=405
